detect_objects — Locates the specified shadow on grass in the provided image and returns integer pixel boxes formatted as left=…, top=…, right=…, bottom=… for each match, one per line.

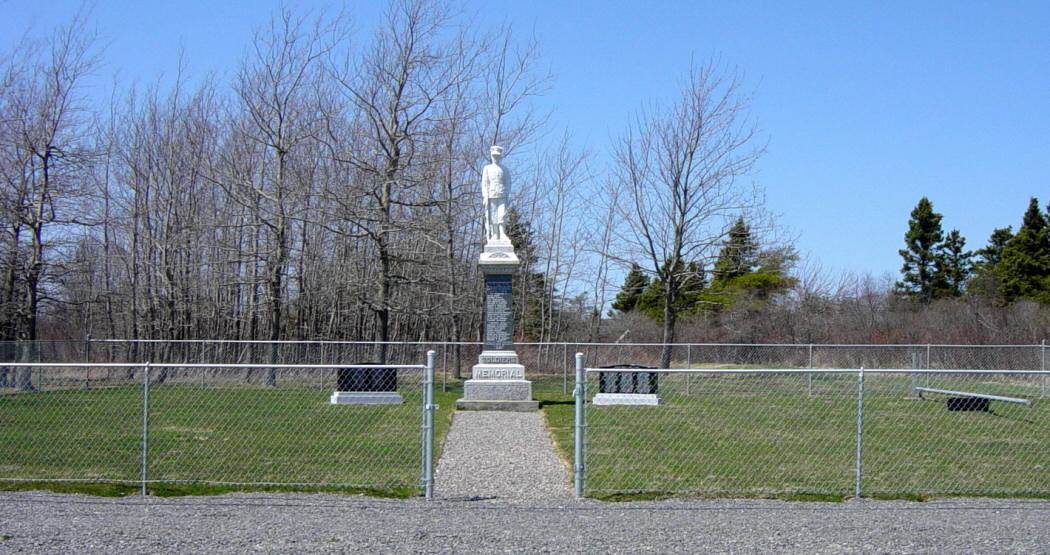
left=866, top=491, right=1050, bottom=502
left=0, top=481, right=139, bottom=497
left=0, top=481, right=418, bottom=499
left=591, top=490, right=1050, bottom=503
left=589, top=491, right=851, bottom=503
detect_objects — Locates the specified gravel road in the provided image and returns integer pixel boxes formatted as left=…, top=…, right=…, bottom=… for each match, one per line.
left=434, top=411, right=571, bottom=502
left=1, top=492, right=1047, bottom=553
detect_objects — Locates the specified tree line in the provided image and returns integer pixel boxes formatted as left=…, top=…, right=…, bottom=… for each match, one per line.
left=897, top=196, right=1050, bottom=306
left=609, top=196, right=1050, bottom=349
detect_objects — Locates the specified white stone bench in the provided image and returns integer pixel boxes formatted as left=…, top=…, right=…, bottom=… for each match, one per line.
left=915, top=386, right=1031, bottom=406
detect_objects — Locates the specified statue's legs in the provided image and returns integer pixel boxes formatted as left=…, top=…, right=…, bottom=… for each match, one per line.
left=495, top=201, right=507, bottom=240
left=487, top=202, right=499, bottom=239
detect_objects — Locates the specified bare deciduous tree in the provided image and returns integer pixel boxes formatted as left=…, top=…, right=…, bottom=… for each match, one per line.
left=1, top=14, right=99, bottom=388
left=223, top=8, right=338, bottom=382
left=324, top=0, right=481, bottom=363
left=610, top=61, right=764, bottom=368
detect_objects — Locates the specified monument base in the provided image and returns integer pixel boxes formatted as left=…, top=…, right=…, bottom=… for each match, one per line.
left=455, top=399, right=539, bottom=412
left=463, top=377, right=532, bottom=400
left=329, top=391, right=403, bottom=405
left=456, top=370, right=538, bottom=412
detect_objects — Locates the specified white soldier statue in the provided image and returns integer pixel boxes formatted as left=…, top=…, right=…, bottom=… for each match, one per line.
left=481, top=145, right=509, bottom=243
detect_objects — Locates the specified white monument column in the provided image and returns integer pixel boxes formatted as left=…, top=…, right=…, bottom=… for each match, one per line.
left=456, top=146, right=539, bottom=411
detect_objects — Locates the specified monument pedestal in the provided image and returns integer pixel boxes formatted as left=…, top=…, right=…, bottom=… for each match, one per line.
left=457, top=350, right=538, bottom=411
left=455, top=241, right=538, bottom=412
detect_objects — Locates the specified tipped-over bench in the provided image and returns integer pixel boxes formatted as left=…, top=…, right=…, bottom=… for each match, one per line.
left=915, top=386, right=1031, bottom=411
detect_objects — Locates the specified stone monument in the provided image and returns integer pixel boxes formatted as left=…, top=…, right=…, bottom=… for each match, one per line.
left=456, top=146, right=538, bottom=411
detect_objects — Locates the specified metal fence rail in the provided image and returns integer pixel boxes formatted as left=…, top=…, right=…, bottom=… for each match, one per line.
left=0, top=356, right=437, bottom=498
left=573, top=355, right=1050, bottom=499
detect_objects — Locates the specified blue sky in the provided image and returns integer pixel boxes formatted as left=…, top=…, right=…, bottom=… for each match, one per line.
left=3, top=0, right=1048, bottom=278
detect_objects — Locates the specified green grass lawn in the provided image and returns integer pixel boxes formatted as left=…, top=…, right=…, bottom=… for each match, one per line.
left=4, top=371, right=1046, bottom=501
left=541, top=372, right=1050, bottom=500
left=0, top=384, right=456, bottom=497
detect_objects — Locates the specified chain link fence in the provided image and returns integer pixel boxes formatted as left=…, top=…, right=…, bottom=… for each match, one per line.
left=2, top=340, right=1048, bottom=500
left=0, top=358, right=439, bottom=497
left=572, top=357, right=1049, bottom=499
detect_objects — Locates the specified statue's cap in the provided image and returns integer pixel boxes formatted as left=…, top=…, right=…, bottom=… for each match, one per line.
left=489, top=145, right=504, bottom=156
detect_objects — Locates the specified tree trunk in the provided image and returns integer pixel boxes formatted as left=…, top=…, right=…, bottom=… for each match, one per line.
left=267, top=258, right=282, bottom=387
left=16, top=340, right=34, bottom=391
left=266, top=152, right=288, bottom=388
left=376, top=245, right=391, bottom=364
left=660, top=287, right=678, bottom=370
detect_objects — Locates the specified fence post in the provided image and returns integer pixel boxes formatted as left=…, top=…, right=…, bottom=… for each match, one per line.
left=423, top=350, right=436, bottom=499
left=140, top=362, right=151, bottom=497
left=807, top=344, right=813, bottom=396
left=854, top=366, right=865, bottom=499
left=925, top=344, right=931, bottom=388
left=563, top=343, right=569, bottom=395
left=1041, top=340, right=1046, bottom=398
left=574, top=352, right=586, bottom=498
left=84, top=334, right=92, bottom=390
left=906, top=352, right=921, bottom=398
left=685, top=344, right=692, bottom=395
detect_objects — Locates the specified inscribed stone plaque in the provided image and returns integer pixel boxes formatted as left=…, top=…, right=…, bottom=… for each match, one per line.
left=484, top=274, right=514, bottom=350
left=479, top=354, right=519, bottom=365
left=473, top=366, right=525, bottom=380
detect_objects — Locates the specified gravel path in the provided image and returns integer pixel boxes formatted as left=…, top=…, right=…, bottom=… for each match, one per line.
left=434, top=411, right=571, bottom=501
left=1, top=492, right=1047, bottom=553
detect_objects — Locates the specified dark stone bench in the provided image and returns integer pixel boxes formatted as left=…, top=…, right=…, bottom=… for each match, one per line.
left=331, top=363, right=403, bottom=404
left=597, top=364, right=659, bottom=394
left=337, top=363, right=398, bottom=392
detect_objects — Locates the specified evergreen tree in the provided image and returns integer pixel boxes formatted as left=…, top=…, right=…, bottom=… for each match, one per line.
left=1024, top=197, right=1049, bottom=231
left=998, top=197, right=1050, bottom=303
left=679, top=261, right=707, bottom=309
left=506, top=208, right=538, bottom=268
left=635, top=259, right=706, bottom=322
left=611, top=263, right=650, bottom=313
left=505, top=208, right=550, bottom=340
left=936, top=229, right=972, bottom=297
left=975, top=227, right=1014, bottom=267
left=635, top=279, right=664, bottom=321
left=712, top=218, right=757, bottom=285
left=708, top=218, right=795, bottom=308
left=896, top=197, right=947, bottom=303
left=967, top=226, right=1013, bottom=302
